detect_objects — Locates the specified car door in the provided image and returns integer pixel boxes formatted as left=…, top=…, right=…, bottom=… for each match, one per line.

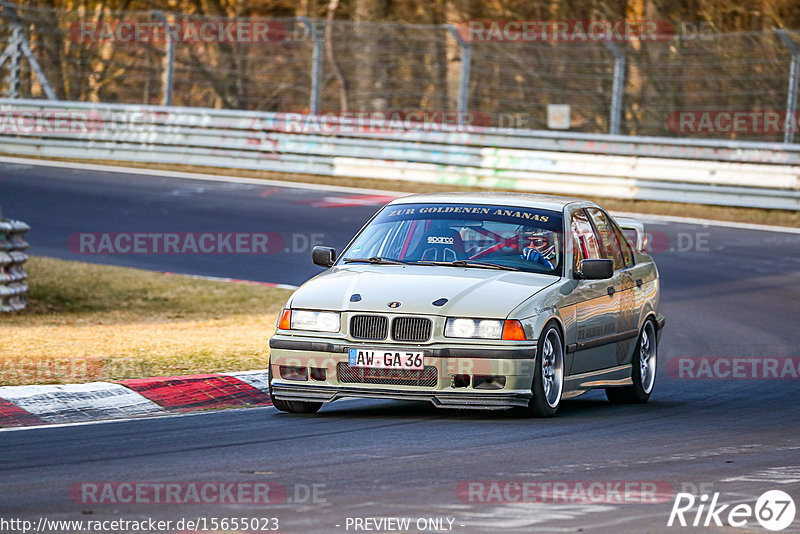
left=609, top=215, right=647, bottom=365
left=585, top=208, right=637, bottom=369
left=569, top=209, right=621, bottom=374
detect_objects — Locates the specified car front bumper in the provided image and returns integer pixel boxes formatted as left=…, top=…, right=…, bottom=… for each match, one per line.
left=268, top=335, right=537, bottom=410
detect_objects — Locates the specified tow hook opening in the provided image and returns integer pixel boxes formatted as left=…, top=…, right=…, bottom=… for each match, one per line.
left=451, top=374, right=471, bottom=388
left=473, top=375, right=507, bottom=390
left=310, top=367, right=327, bottom=381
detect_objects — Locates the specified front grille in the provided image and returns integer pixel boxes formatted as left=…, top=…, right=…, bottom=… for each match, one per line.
left=337, top=363, right=438, bottom=387
left=350, top=315, right=388, bottom=340
left=391, top=316, right=432, bottom=342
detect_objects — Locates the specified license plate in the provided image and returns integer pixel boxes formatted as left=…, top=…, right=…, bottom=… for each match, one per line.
left=348, top=348, right=424, bottom=371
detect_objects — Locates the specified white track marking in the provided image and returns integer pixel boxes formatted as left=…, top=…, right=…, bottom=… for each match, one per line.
left=722, top=466, right=800, bottom=485
left=451, top=502, right=617, bottom=529
left=172, top=272, right=298, bottom=290
left=0, top=403, right=276, bottom=432
left=0, top=156, right=409, bottom=197
left=492, top=444, right=800, bottom=478
left=612, top=211, right=800, bottom=234
left=0, top=382, right=164, bottom=423
left=1, top=156, right=797, bottom=234
left=227, top=370, right=270, bottom=392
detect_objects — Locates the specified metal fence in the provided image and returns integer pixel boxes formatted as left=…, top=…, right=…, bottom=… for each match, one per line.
left=0, top=211, right=29, bottom=312
left=2, top=3, right=800, bottom=143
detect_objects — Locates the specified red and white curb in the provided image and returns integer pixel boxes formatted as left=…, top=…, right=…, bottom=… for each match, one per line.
left=0, top=370, right=271, bottom=428
left=163, top=272, right=299, bottom=290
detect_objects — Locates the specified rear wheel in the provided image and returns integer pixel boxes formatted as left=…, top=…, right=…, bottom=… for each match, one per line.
left=606, top=318, right=657, bottom=404
left=269, top=368, right=323, bottom=414
left=523, top=323, right=564, bottom=417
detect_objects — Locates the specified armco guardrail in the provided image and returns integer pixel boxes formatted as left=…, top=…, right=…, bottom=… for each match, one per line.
left=0, top=99, right=799, bottom=210
left=0, top=214, right=30, bottom=312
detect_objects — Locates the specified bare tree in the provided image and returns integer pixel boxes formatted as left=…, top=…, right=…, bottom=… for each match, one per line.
left=325, top=0, right=348, bottom=111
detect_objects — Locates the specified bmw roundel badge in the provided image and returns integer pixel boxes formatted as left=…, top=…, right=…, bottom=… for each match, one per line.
left=387, top=301, right=401, bottom=308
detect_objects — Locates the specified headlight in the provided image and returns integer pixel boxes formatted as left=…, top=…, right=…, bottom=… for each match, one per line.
left=444, top=318, right=526, bottom=340
left=445, top=318, right=503, bottom=339
left=289, top=310, right=340, bottom=333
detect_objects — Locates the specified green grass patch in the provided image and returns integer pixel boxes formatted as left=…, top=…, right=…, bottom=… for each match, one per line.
left=1, top=257, right=292, bottom=385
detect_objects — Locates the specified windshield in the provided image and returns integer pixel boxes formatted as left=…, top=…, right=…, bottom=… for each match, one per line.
left=340, top=203, right=564, bottom=275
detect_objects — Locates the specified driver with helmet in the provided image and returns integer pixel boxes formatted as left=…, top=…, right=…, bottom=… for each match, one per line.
left=520, top=228, right=557, bottom=269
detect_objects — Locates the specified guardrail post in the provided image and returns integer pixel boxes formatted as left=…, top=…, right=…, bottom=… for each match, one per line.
left=4, top=24, right=21, bottom=98
left=152, top=11, right=175, bottom=106
left=777, top=30, right=799, bottom=144
left=445, top=25, right=471, bottom=125
left=1, top=2, right=57, bottom=99
left=604, top=41, right=626, bottom=136
left=300, top=17, right=322, bottom=114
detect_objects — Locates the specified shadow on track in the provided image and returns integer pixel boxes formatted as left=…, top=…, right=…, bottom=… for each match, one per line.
left=269, top=396, right=683, bottom=421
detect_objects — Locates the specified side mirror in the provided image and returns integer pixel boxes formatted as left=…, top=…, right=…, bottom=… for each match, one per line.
left=312, top=246, right=336, bottom=268
left=575, top=259, right=613, bottom=280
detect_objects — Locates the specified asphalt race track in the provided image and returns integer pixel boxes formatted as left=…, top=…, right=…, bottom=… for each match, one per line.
left=1, top=159, right=799, bottom=533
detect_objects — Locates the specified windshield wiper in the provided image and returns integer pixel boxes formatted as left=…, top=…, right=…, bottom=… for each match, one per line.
left=342, top=256, right=413, bottom=265
left=343, top=257, right=518, bottom=271
left=421, top=260, right=519, bottom=271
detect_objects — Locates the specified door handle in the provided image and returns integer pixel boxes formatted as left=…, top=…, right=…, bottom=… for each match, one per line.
left=607, top=286, right=616, bottom=296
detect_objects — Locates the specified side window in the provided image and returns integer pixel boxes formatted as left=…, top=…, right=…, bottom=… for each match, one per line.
left=586, top=208, right=625, bottom=271
left=611, top=220, right=634, bottom=268
left=571, top=210, right=601, bottom=271
left=621, top=228, right=638, bottom=251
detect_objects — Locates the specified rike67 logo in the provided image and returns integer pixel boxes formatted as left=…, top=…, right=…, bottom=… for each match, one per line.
left=668, top=490, right=796, bottom=531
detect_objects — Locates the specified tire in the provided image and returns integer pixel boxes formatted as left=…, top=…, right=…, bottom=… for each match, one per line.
left=606, top=318, right=657, bottom=404
left=523, top=322, right=565, bottom=417
left=268, top=367, right=323, bottom=414
left=271, top=397, right=323, bottom=414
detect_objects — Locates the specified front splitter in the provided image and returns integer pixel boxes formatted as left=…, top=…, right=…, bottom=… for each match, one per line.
left=271, top=383, right=531, bottom=410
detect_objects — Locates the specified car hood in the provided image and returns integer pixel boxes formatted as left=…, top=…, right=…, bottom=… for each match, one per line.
left=289, top=265, right=558, bottom=318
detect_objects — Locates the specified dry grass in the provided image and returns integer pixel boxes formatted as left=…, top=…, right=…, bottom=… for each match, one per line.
left=0, top=257, right=292, bottom=386
left=15, top=156, right=800, bottom=228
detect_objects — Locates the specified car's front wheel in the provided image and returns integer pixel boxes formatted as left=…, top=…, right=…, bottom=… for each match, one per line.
left=268, top=368, right=323, bottom=414
left=524, top=322, right=564, bottom=417
left=606, top=318, right=657, bottom=404
left=272, top=397, right=323, bottom=414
